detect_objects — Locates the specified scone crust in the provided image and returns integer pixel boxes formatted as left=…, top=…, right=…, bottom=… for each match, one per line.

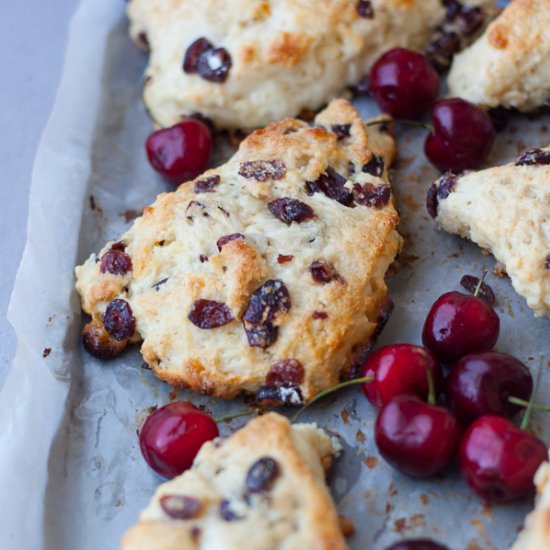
left=448, top=0, right=550, bottom=111
left=128, top=0, right=494, bottom=129
left=512, top=453, right=550, bottom=550
left=431, top=147, right=550, bottom=316
left=121, top=413, right=347, bottom=550
left=75, top=100, right=402, bottom=403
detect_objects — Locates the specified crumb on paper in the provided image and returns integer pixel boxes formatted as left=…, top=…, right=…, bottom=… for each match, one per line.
left=121, top=209, right=142, bottom=223
left=364, top=456, right=379, bottom=469
left=338, top=516, right=355, bottom=537
left=355, top=429, right=366, bottom=443
left=42, top=347, right=51, bottom=358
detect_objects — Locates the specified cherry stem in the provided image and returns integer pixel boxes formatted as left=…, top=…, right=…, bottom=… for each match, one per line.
left=508, top=396, right=550, bottom=412
left=214, top=410, right=255, bottom=424
left=364, top=119, right=433, bottom=133
left=520, top=358, right=544, bottom=431
left=424, top=359, right=436, bottom=406
left=473, top=270, right=488, bottom=298
left=291, top=375, right=374, bottom=423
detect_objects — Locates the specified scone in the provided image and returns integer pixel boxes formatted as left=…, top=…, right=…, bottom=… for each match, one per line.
left=127, top=0, right=494, bottom=130
left=121, top=413, right=347, bottom=550
left=511, top=453, right=550, bottom=550
left=448, top=0, right=550, bottom=112
left=426, top=147, right=550, bottom=317
left=75, top=99, right=403, bottom=404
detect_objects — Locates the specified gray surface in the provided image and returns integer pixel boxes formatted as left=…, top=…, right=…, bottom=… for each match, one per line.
left=0, top=0, right=79, bottom=388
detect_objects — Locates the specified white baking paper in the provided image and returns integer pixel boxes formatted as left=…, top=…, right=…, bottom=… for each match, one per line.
left=1, top=0, right=549, bottom=548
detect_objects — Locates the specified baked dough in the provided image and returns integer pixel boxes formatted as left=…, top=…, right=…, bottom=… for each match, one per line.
left=448, top=0, right=550, bottom=112
left=128, top=0, right=494, bottom=130
left=121, top=413, right=347, bottom=550
left=75, top=100, right=402, bottom=404
left=427, top=147, right=550, bottom=317
left=511, top=453, right=550, bottom=550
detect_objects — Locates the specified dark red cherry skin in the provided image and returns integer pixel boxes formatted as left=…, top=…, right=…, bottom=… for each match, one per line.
left=446, top=352, right=533, bottom=425
left=145, top=119, right=212, bottom=185
left=459, top=415, right=547, bottom=503
left=361, top=344, right=443, bottom=408
left=369, top=48, right=440, bottom=119
left=425, top=98, right=495, bottom=172
left=375, top=394, right=462, bottom=477
left=385, top=540, right=449, bottom=550
left=139, top=401, right=219, bottom=478
left=422, top=291, right=500, bottom=365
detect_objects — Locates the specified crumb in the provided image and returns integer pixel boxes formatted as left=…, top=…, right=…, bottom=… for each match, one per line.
left=42, top=347, right=51, bottom=358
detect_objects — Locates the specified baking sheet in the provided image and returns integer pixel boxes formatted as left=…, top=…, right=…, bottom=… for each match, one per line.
left=1, top=0, right=549, bottom=548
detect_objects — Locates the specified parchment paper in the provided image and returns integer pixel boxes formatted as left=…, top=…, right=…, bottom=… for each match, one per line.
left=1, top=0, right=549, bottom=548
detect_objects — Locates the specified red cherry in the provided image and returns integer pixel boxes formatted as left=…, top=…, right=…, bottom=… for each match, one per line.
left=145, top=119, right=212, bottom=184
left=424, top=98, right=495, bottom=172
left=422, top=291, right=500, bottom=365
left=459, top=415, right=547, bottom=502
left=361, top=344, right=443, bottom=408
left=139, top=401, right=219, bottom=478
left=385, top=540, right=449, bottom=550
left=446, top=352, right=533, bottom=424
left=375, top=394, right=462, bottom=477
left=369, top=48, right=440, bottom=119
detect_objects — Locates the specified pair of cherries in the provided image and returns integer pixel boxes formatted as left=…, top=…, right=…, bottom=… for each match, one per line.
left=362, top=286, right=547, bottom=503
left=144, top=47, right=496, bottom=186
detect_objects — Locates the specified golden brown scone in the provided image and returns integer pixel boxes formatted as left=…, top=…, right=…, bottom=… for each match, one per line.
left=128, top=0, right=495, bottom=130
left=121, top=413, right=347, bottom=550
left=427, top=147, right=550, bottom=317
left=75, top=99, right=402, bottom=404
left=512, top=453, right=550, bottom=550
left=448, top=0, right=550, bottom=112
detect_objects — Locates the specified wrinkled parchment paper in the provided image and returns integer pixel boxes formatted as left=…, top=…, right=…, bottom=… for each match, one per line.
left=1, top=0, right=549, bottom=548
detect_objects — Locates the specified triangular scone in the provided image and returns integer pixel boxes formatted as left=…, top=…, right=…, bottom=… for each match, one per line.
left=75, top=99, right=402, bottom=404
left=427, top=147, right=550, bottom=316
left=121, top=413, right=347, bottom=550
left=448, top=0, right=550, bottom=112
left=512, top=453, right=550, bottom=550
left=127, top=0, right=494, bottom=130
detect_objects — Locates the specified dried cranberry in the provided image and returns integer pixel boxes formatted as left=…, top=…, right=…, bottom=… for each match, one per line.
left=426, top=32, right=461, bottom=72
left=137, top=32, right=149, bottom=50
left=103, top=299, right=136, bottom=341
left=426, top=172, right=457, bottom=218
left=458, top=7, right=484, bottom=36
left=111, top=242, right=126, bottom=251
left=443, top=0, right=461, bottom=20
left=544, top=255, right=550, bottom=270
left=353, top=183, right=391, bottom=208
left=331, top=124, right=351, bottom=139
left=219, top=499, right=242, bottom=521
left=255, top=385, right=304, bottom=406
left=238, top=160, right=286, bottom=181
left=246, top=457, right=280, bottom=493
left=305, top=167, right=353, bottom=207
left=277, top=254, right=294, bottom=264
left=242, top=280, right=291, bottom=349
left=199, top=254, right=209, bottom=263
left=188, top=300, right=233, bottom=329
left=183, top=38, right=232, bottom=83
left=216, top=233, right=245, bottom=251
left=356, top=0, right=374, bottom=18
left=362, top=154, right=385, bottom=177
left=312, top=311, right=328, bottom=320
left=460, top=275, right=496, bottom=305
left=265, top=359, right=304, bottom=388
left=99, top=249, right=133, bottom=276
left=183, top=38, right=212, bottom=72
left=194, top=175, right=220, bottom=193
left=160, top=495, right=201, bottom=519
left=82, top=320, right=127, bottom=359
left=309, top=260, right=344, bottom=284
left=268, top=198, right=315, bottom=225
left=516, top=148, right=550, bottom=166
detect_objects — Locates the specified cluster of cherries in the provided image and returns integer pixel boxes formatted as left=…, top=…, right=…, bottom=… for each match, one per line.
left=360, top=281, right=547, bottom=504
left=143, top=47, right=496, bottom=186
